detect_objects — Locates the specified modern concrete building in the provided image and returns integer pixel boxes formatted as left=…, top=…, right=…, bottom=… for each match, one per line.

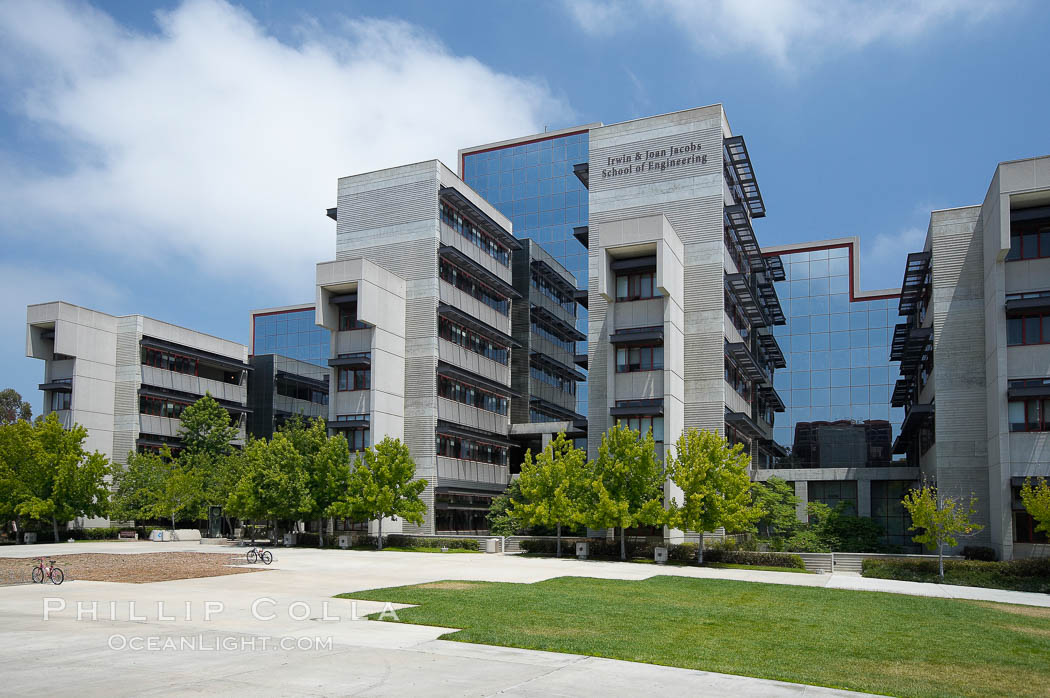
left=321, top=160, right=522, bottom=534
left=893, top=154, right=1050, bottom=559
left=247, top=304, right=330, bottom=440
left=26, top=301, right=251, bottom=526
left=507, top=238, right=587, bottom=461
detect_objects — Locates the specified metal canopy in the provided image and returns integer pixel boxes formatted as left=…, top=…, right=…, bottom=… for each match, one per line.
left=898, top=326, right=933, bottom=376
left=530, top=304, right=585, bottom=341
left=892, top=403, right=934, bottom=454
left=573, top=225, right=589, bottom=249
left=329, top=415, right=369, bottom=429
left=573, top=162, right=589, bottom=188
left=756, top=332, right=786, bottom=369
left=756, top=280, right=786, bottom=325
left=726, top=341, right=767, bottom=384
left=757, top=384, right=786, bottom=412
left=435, top=419, right=514, bottom=447
left=724, top=135, right=765, bottom=218
left=531, top=258, right=577, bottom=297
left=529, top=351, right=586, bottom=382
left=328, top=353, right=371, bottom=369
left=38, top=381, right=72, bottom=393
left=760, top=437, right=789, bottom=458
left=725, top=409, right=765, bottom=439
left=437, top=303, right=520, bottom=348
left=530, top=397, right=585, bottom=422
left=898, top=251, right=931, bottom=317
left=326, top=207, right=337, bottom=221
left=437, top=361, right=520, bottom=398
left=890, top=376, right=915, bottom=408
left=439, top=186, right=522, bottom=250
left=141, top=336, right=252, bottom=372
left=765, top=255, right=786, bottom=282
left=574, top=352, right=588, bottom=370
left=609, top=325, right=664, bottom=346
left=1007, top=379, right=1050, bottom=400
left=609, top=255, right=657, bottom=272
left=439, top=245, right=521, bottom=300
left=725, top=273, right=769, bottom=328
left=329, top=292, right=358, bottom=305
left=275, top=370, right=329, bottom=393
left=1006, top=296, right=1050, bottom=316
left=610, top=398, right=663, bottom=416
left=725, top=204, right=766, bottom=269
left=889, top=323, right=910, bottom=361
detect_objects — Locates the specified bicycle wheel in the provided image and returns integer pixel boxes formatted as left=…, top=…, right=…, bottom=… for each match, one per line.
left=32, top=567, right=44, bottom=584
left=49, top=567, right=64, bottom=585
left=246, top=550, right=257, bottom=564
left=260, top=550, right=272, bottom=565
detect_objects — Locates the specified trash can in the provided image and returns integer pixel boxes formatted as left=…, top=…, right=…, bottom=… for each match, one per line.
left=338, top=535, right=350, bottom=549
left=24, top=532, right=36, bottom=545
left=485, top=538, right=498, bottom=553
left=576, top=540, right=589, bottom=560
left=283, top=533, right=297, bottom=547
left=654, top=546, right=668, bottom=564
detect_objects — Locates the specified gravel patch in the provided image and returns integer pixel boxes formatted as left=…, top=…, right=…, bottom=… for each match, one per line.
left=0, top=552, right=267, bottom=585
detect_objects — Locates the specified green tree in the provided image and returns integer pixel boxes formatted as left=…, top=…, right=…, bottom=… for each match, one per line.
left=5, top=414, right=110, bottom=542
left=487, top=478, right=524, bottom=536
left=753, top=476, right=802, bottom=539
left=1020, top=477, right=1050, bottom=538
left=0, top=388, right=32, bottom=425
left=902, top=482, right=984, bottom=577
left=155, top=460, right=204, bottom=530
left=0, top=419, right=38, bottom=542
left=580, top=423, right=666, bottom=561
left=110, top=448, right=170, bottom=522
left=513, top=432, right=587, bottom=557
left=665, top=428, right=759, bottom=563
left=226, top=433, right=313, bottom=539
left=329, top=436, right=427, bottom=550
left=279, top=416, right=352, bottom=546
left=177, top=393, right=238, bottom=458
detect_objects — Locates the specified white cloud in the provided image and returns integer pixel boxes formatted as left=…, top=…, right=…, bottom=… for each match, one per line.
left=863, top=226, right=927, bottom=290
left=565, top=0, right=1009, bottom=69
left=0, top=0, right=571, bottom=292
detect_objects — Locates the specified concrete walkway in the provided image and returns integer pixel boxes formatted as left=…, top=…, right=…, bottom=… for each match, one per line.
left=0, top=541, right=1042, bottom=696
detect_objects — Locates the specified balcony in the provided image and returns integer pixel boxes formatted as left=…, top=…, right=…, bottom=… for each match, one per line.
left=439, top=186, right=521, bottom=252
left=898, top=251, right=931, bottom=318
left=436, top=456, right=509, bottom=491
left=725, top=273, right=770, bottom=328
left=141, top=366, right=246, bottom=404
left=439, top=281, right=511, bottom=336
left=438, top=338, right=510, bottom=386
left=438, top=398, right=509, bottom=436
left=440, top=221, right=512, bottom=285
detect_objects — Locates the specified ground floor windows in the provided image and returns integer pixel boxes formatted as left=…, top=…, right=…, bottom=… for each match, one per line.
left=870, top=480, right=913, bottom=547
left=1014, top=510, right=1049, bottom=544
left=614, top=415, right=664, bottom=441
left=809, top=480, right=858, bottom=515
left=435, top=491, right=494, bottom=533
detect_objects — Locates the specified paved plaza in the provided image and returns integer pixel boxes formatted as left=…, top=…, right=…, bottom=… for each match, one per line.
left=0, top=541, right=1044, bottom=696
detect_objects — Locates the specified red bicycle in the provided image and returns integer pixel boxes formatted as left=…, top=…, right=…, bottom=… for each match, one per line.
left=32, top=557, right=64, bottom=585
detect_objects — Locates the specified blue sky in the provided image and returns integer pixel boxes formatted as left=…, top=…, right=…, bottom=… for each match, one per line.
left=1, top=0, right=1047, bottom=412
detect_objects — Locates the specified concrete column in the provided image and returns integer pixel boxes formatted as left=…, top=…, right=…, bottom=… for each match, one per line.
left=794, top=481, right=809, bottom=523
left=857, top=480, right=871, bottom=518
left=541, top=432, right=553, bottom=449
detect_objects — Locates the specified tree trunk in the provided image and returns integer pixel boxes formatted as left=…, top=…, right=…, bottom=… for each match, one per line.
left=377, top=517, right=383, bottom=550
left=556, top=523, right=562, bottom=558
left=620, top=526, right=626, bottom=561
left=318, top=518, right=324, bottom=548
left=171, top=513, right=176, bottom=531
left=939, top=543, right=944, bottom=578
left=52, top=515, right=59, bottom=544
left=13, top=517, right=21, bottom=545
left=698, top=536, right=705, bottom=565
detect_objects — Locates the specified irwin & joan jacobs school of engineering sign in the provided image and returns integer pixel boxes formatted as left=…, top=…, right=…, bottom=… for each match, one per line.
left=600, top=141, right=708, bottom=180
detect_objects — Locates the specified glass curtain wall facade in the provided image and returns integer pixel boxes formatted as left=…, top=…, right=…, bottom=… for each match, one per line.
left=252, top=308, right=330, bottom=366
left=462, top=131, right=590, bottom=414
left=770, top=245, right=905, bottom=468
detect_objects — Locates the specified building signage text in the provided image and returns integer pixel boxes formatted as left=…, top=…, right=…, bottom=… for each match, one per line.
left=601, top=141, right=708, bottom=180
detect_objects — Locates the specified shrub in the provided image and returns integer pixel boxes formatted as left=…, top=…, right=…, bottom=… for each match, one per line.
left=861, top=556, right=1050, bottom=593
left=372, top=535, right=479, bottom=550
left=782, top=530, right=831, bottom=553
left=703, top=549, right=806, bottom=569
left=962, top=545, right=997, bottom=561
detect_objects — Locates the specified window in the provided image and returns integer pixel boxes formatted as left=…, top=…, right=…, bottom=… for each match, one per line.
left=338, top=303, right=368, bottom=330
left=141, top=347, right=198, bottom=376
left=531, top=272, right=576, bottom=315
left=530, top=364, right=577, bottom=394
left=1007, top=312, right=1050, bottom=346
left=724, top=358, right=751, bottom=402
left=1006, top=222, right=1050, bottom=261
left=139, top=395, right=191, bottom=419
left=438, top=375, right=508, bottom=415
left=440, top=201, right=510, bottom=266
left=275, top=376, right=328, bottom=405
left=439, top=260, right=510, bottom=315
left=337, top=367, right=370, bottom=391
left=809, top=480, right=858, bottom=515
left=531, top=319, right=574, bottom=353
left=438, top=317, right=509, bottom=364
left=344, top=427, right=369, bottom=451
left=50, top=391, right=71, bottom=411
left=1008, top=398, right=1050, bottom=432
left=615, top=345, right=663, bottom=372
left=435, top=434, right=508, bottom=465
left=615, top=270, right=660, bottom=302
left=615, top=415, right=664, bottom=441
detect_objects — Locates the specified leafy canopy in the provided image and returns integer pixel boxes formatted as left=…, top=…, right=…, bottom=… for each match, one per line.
left=512, top=432, right=587, bottom=534
left=902, top=482, right=983, bottom=551
left=1020, top=478, right=1050, bottom=537
left=753, top=476, right=802, bottom=538
left=665, top=428, right=759, bottom=536
left=0, top=388, right=32, bottom=425
left=329, top=436, right=427, bottom=537
left=580, top=423, right=667, bottom=533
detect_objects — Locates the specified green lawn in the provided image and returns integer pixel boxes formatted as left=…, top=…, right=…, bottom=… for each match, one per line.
left=348, top=545, right=480, bottom=554
left=340, top=576, right=1050, bottom=698
left=704, top=562, right=812, bottom=574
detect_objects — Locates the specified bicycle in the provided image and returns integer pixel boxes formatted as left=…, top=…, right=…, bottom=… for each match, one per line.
left=246, top=547, right=272, bottom=565
left=32, top=557, right=64, bottom=585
